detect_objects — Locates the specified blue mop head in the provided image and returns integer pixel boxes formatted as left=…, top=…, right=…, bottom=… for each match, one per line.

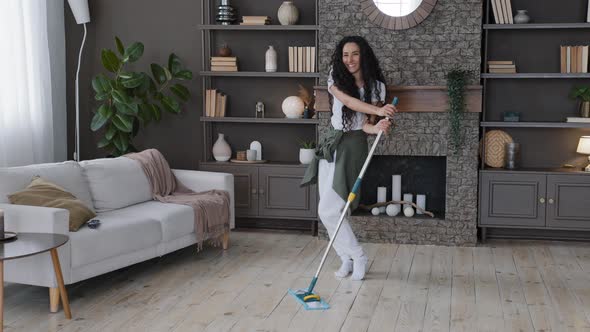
left=287, top=288, right=330, bottom=310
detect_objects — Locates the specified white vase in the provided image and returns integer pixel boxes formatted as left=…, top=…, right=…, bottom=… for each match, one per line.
left=212, top=133, right=231, bottom=161
left=265, top=46, right=277, bottom=72
left=299, top=148, right=315, bottom=164
left=277, top=1, right=299, bottom=25
left=282, top=96, right=305, bottom=118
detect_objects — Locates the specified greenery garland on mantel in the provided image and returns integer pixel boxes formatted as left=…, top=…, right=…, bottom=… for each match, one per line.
left=447, top=69, right=469, bottom=151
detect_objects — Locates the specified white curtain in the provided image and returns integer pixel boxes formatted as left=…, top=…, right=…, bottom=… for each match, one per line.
left=0, top=0, right=56, bottom=167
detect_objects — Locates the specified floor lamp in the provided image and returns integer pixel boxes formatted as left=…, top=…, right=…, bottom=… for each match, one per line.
left=67, top=0, right=90, bottom=161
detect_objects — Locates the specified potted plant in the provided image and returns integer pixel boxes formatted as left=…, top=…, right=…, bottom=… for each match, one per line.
left=91, top=36, right=193, bottom=156
left=446, top=68, right=468, bottom=151
left=298, top=139, right=316, bottom=164
left=569, top=85, right=590, bottom=118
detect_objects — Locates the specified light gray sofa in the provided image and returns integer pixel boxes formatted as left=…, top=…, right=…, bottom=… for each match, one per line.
left=0, top=157, right=234, bottom=311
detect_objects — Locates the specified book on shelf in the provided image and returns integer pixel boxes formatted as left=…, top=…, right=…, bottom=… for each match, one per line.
left=560, top=45, right=589, bottom=73
left=288, top=46, right=316, bottom=72
left=490, top=0, right=512, bottom=24
left=240, top=16, right=271, bottom=25
left=566, top=117, right=590, bottom=123
left=205, top=89, right=227, bottom=117
left=211, top=65, right=238, bottom=72
left=210, top=56, right=238, bottom=72
left=487, top=60, right=515, bottom=73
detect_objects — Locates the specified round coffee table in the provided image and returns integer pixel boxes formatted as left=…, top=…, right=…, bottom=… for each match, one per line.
left=0, top=233, right=70, bottom=331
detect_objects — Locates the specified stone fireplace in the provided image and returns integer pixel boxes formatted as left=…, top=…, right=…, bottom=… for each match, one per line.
left=314, top=86, right=481, bottom=246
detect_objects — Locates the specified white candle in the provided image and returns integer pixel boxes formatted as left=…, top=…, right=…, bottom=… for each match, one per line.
left=392, top=175, right=401, bottom=215
left=377, top=186, right=387, bottom=213
left=403, top=193, right=413, bottom=209
left=416, top=194, right=426, bottom=214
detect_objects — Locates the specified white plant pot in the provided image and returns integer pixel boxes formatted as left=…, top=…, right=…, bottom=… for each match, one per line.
left=299, top=148, right=315, bottom=164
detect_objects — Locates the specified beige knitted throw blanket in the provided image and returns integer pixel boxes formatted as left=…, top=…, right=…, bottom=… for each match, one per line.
left=125, top=149, right=229, bottom=250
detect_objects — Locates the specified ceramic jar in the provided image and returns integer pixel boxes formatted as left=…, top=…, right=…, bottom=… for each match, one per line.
left=212, top=133, right=231, bottom=161
left=277, top=1, right=299, bottom=25
left=513, top=10, right=530, bottom=24
left=265, top=46, right=277, bottom=72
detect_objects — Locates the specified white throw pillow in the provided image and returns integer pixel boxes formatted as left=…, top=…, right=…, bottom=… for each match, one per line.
left=0, top=161, right=95, bottom=211
left=80, top=157, right=152, bottom=212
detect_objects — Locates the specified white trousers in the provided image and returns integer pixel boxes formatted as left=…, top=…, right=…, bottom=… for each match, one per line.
left=317, top=155, right=364, bottom=261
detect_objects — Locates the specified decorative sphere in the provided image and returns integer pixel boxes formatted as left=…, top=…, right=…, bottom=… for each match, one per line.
left=281, top=96, right=305, bottom=118
left=386, top=204, right=400, bottom=216
left=403, top=206, right=415, bottom=217
left=371, top=207, right=381, bottom=216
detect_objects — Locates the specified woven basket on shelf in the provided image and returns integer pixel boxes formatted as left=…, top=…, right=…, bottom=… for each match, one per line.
left=481, top=130, right=513, bottom=168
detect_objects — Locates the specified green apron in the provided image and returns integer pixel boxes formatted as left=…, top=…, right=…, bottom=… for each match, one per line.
left=301, top=129, right=368, bottom=211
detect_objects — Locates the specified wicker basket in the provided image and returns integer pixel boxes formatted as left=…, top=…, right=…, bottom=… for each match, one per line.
left=481, top=130, right=513, bottom=168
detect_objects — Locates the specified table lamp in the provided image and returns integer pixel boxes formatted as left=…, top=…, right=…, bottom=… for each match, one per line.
left=576, top=136, right=590, bottom=172
left=67, top=0, right=91, bottom=161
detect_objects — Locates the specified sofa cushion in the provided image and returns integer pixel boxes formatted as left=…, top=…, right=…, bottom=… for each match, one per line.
left=0, top=161, right=94, bottom=211
left=80, top=157, right=152, bottom=212
left=99, top=201, right=194, bottom=242
left=8, top=177, right=96, bottom=231
left=69, top=214, right=161, bottom=268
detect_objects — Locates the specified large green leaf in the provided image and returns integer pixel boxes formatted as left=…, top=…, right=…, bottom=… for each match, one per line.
left=163, top=67, right=173, bottom=81
left=112, top=114, right=133, bottom=133
left=161, top=95, right=181, bottom=114
left=111, top=89, right=130, bottom=105
left=174, top=70, right=192, bottom=80
left=151, top=103, right=162, bottom=121
left=114, top=101, right=138, bottom=116
left=170, top=84, right=190, bottom=102
left=92, top=74, right=111, bottom=94
left=124, top=42, right=144, bottom=63
left=150, top=64, right=167, bottom=84
left=134, top=73, right=151, bottom=96
left=90, top=105, right=110, bottom=131
left=118, top=71, right=133, bottom=79
left=121, top=73, right=144, bottom=88
left=112, top=133, right=129, bottom=153
left=101, top=49, right=121, bottom=73
left=115, top=36, right=125, bottom=55
left=168, top=53, right=182, bottom=75
left=94, top=91, right=110, bottom=101
left=105, top=124, right=117, bottom=140
left=138, top=103, right=153, bottom=124
left=98, top=103, right=114, bottom=118
left=97, top=137, right=111, bottom=148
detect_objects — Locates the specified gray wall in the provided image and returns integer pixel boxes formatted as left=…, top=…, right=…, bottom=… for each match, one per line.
left=65, top=0, right=202, bottom=169
left=48, top=0, right=67, bottom=162
left=319, top=0, right=482, bottom=85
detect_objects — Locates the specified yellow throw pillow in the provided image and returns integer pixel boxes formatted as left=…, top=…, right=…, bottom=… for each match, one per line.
left=8, top=176, right=96, bottom=232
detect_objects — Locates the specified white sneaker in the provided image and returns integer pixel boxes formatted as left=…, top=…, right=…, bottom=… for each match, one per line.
left=351, top=255, right=368, bottom=280
left=334, top=259, right=353, bottom=278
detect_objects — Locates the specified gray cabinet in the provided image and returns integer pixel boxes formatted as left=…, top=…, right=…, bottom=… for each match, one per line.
left=200, top=163, right=317, bottom=222
left=546, top=175, right=590, bottom=228
left=480, top=171, right=590, bottom=237
left=480, top=172, right=546, bottom=227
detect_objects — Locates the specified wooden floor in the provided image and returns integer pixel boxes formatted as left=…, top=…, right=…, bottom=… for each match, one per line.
left=5, top=230, right=590, bottom=332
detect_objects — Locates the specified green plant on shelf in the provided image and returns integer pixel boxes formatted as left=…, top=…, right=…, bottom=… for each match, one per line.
left=297, top=138, right=316, bottom=149
left=569, top=85, right=590, bottom=102
left=446, top=68, right=469, bottom=151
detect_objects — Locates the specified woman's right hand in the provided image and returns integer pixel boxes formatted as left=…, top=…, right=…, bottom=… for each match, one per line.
left=375, top=104, right=397, bottom=118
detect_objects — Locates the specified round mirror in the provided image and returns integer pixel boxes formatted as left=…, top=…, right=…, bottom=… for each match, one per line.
left=373, top=0, right=423, bottom=17
left=362, top=0, right=437, bottom=30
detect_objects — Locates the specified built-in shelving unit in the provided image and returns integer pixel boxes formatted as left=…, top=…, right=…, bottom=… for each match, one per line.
left=199, top=0, right=319, bottom=232
left=479, top=0, right=590, bottom=240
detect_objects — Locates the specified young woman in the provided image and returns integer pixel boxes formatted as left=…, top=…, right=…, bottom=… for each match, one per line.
left=302, top=36, right=396, bottom=280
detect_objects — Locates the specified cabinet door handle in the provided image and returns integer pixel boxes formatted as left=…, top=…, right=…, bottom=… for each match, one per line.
left=548, top=198, right=554, bottom=204
left=251, top=188, right=257, bottom=194
left=539, top=197, right=545, bottom=204
left=259, top=188, right=265, bottom=195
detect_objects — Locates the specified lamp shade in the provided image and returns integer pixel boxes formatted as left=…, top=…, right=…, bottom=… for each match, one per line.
left=577, top=136, right=590, bottom=154
left=67, top=0, right=91, bottom=24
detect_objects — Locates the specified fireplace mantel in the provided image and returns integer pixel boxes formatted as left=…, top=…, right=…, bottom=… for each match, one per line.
left=314, top=85, right=482, bottom=113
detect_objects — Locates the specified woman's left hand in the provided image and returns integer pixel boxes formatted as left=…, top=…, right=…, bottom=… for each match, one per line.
left=374, top=118, right=391, bottom=134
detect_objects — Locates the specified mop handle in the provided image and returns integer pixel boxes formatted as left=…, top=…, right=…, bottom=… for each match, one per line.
left=309, top=129, right=385, bottom=291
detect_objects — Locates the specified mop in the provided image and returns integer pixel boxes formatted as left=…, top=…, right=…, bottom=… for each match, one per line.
left=288, top=97, right=399, bottom=310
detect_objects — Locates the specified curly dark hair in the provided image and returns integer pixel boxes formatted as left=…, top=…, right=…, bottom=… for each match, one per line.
left=329, top=36, right=386, bottom=131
